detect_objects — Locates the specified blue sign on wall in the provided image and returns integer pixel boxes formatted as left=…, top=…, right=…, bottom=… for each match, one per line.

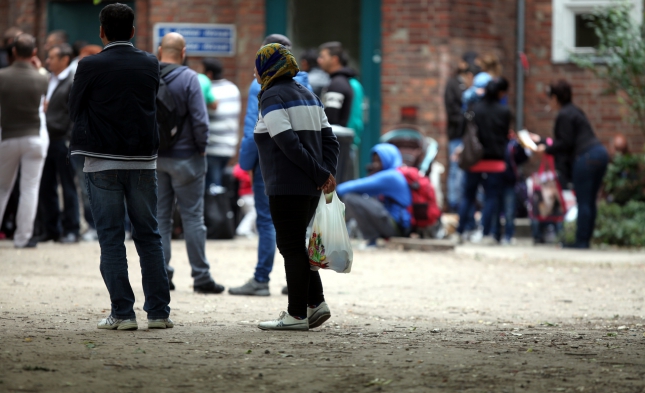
left=153, top=23, right=236, bottom=57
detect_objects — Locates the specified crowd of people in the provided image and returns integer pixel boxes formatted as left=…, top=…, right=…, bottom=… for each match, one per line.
left=0, top=4, right=368, bottom=331
left=444, top=52, right=609, bottom=249
left=0, top=3, right=614, bottom=330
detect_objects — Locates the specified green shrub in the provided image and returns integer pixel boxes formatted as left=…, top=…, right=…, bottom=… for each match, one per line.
left=603, top=153, right=645, bottom=205
left=563, top=201, right=645, bottom=247
left=593, top=200, right=645, bottom=247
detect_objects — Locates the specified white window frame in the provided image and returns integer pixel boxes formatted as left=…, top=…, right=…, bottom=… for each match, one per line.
left=552, top=0, right=643, bottom=63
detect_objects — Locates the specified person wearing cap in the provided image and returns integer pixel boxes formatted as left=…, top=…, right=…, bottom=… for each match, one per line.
left=252, top=43, right=339, bottom=330
left=229, top=34, right=312, bottom=297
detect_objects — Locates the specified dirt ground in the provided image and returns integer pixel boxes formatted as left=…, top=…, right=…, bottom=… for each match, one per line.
left=1, top=238, right=644, bottom=393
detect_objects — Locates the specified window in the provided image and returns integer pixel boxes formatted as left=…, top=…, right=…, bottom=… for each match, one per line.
left=551, top=0, right=642, bottom=63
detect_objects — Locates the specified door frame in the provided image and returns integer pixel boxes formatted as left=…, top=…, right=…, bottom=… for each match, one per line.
left=265, top=0, right=382, bottom=177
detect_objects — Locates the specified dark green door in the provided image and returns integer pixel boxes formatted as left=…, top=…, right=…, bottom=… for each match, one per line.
left=48, top=1, right=135, bottom=47
left=266, top=0, right=381, bottom=176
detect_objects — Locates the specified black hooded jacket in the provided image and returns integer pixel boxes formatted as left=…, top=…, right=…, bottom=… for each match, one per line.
left=321, top=67, right=355, bottom=127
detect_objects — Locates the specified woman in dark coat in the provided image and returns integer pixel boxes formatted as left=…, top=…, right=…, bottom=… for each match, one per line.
left=534, top=80, right=609, bottom=249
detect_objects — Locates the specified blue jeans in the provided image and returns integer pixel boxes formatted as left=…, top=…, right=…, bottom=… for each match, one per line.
left=252, top=167, right=277, bottom=283
left=205, top=155, right=230, bottom=188
left=573, top=144, right=609, bottom=248
left=157, top=154, right=213, bottom=286
left=493, top=185, right=516, bottom=241
left=458, top=171, right=503, bottom=236
left=447, top=139, right=464, bottom=211
left=86, top=170, right=170, bottom=320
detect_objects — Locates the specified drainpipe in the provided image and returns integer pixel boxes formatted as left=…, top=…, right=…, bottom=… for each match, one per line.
left=516, top=0, right=526, bottom=130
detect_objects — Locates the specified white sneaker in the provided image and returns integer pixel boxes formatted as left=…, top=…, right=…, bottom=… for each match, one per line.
left=258, top=311, right=309, bottom=331
left=501, top=238, right=516, bottom=247
left=481, top=236, right=498, bottom=246
left=469, top=228, right=484, bottom=243
left=82, top=229, right=98, bottom=242
left=148, top=318, right=174, bottom=329
left=307, top=302, right=331, bottom=329
left=97, top=315, right=138, bottom=330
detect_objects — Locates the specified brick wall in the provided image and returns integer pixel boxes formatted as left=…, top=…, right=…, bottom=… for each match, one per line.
left=522, top=0, right=644, bottom=152
left=381, top=0, right=517, bottom=167
left=2, top=0, right=641, bottom=155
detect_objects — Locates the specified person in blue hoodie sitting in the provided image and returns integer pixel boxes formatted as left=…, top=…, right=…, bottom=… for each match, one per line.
left=336, top=143, right=411, bottom=246
left=229, top=34, right=313, bottom=297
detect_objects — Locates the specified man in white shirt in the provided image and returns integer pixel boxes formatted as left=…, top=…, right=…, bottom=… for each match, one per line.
left=202, top=58, right=241, bottom=189
left=38, top=43, right=80, bottom=244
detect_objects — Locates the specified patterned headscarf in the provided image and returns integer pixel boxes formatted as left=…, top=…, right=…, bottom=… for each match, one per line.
left=255, top=43, right=300, bottom=101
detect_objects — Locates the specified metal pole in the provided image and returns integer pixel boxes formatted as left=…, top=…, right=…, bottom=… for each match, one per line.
left=516, top=0, right=526, bottom=130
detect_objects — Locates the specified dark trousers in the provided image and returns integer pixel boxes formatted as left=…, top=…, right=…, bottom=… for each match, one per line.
left=39, top=139, right=80, bottom=237
left=72, top=155, right=95, bottom=229
left=573, top=144, right=609, bottom=248
left=343, top=193, right=397, bottom=240
left=269, top=195, right=324, bottom=318
left=458, top=171, right=503, bottom=235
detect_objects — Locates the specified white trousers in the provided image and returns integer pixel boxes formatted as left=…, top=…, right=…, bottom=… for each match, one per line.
left=0, top=135, right=48, bottom=246
left=235, top=194, right=257, bottom=236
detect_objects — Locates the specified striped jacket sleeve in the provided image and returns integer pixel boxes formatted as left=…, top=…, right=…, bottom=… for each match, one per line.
left=260, top=94, right=331, bottom=187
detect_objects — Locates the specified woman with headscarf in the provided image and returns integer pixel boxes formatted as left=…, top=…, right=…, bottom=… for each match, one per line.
left=253, top=44, right=340, bottom=331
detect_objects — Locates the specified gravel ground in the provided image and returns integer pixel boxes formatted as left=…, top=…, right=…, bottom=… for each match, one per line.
left=0, top=238, right=644, bottom=393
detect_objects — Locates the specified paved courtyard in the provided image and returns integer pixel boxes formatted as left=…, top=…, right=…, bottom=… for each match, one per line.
left=0, top=238, right=644, bottom=393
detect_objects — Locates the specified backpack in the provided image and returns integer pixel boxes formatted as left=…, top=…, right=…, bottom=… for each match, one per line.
left=397, top=166, right=441, bottom=229
left=156, top=64, right=185, bottom=152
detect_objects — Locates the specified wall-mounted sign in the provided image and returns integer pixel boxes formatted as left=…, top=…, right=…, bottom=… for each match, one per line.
left=152, top=23, right=236, bottom=57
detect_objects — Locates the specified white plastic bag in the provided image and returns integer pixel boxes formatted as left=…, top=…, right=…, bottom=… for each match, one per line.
left=308, top=192, right=353, bottom=273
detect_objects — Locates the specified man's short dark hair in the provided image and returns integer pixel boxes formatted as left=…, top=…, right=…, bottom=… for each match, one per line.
left=548, top=80, right=573, bottom=106
left=319, top=41, right=349, bottom=67
left=48, top=30, right=69, bottom=44
left=99, top=3, right=135, bottom=42
left=13, top=33, right=36, bottom=58
left=52, top=43, right=74, bottom=66
left=202, top=58, right=223, bottom=80
left=300, top=49, right=319, bottom=68
left=72, top=40, right=88, bottom=58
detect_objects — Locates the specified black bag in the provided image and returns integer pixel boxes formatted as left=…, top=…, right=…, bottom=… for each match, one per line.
left=156, top=64, right=184, bottom=152
left=204, top=191, right=236, bottom=239
left=458, top=111, right=483, bottom=170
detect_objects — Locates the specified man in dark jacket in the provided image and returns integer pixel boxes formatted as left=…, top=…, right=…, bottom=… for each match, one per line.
left=69, top=3, right=172, bottom=331
left=155, top=32, right=224, bottom=295
left=38, top=43, right=80, bottom=244
left=318, top=42, right=354, bottom=127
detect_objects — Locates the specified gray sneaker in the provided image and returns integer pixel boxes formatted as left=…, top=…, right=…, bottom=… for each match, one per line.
left=228, top=278, right=270, bottom=296
left=307, top=302, right=331, bottom=329
left=97, top=315, right=138, bottom=330
left=148, top=318, right=174, bottom=329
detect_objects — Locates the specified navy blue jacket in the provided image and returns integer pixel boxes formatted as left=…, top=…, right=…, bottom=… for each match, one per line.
left=69, top=41, right=160, bottom=161
left=254, top=77, right=339, bottom=196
